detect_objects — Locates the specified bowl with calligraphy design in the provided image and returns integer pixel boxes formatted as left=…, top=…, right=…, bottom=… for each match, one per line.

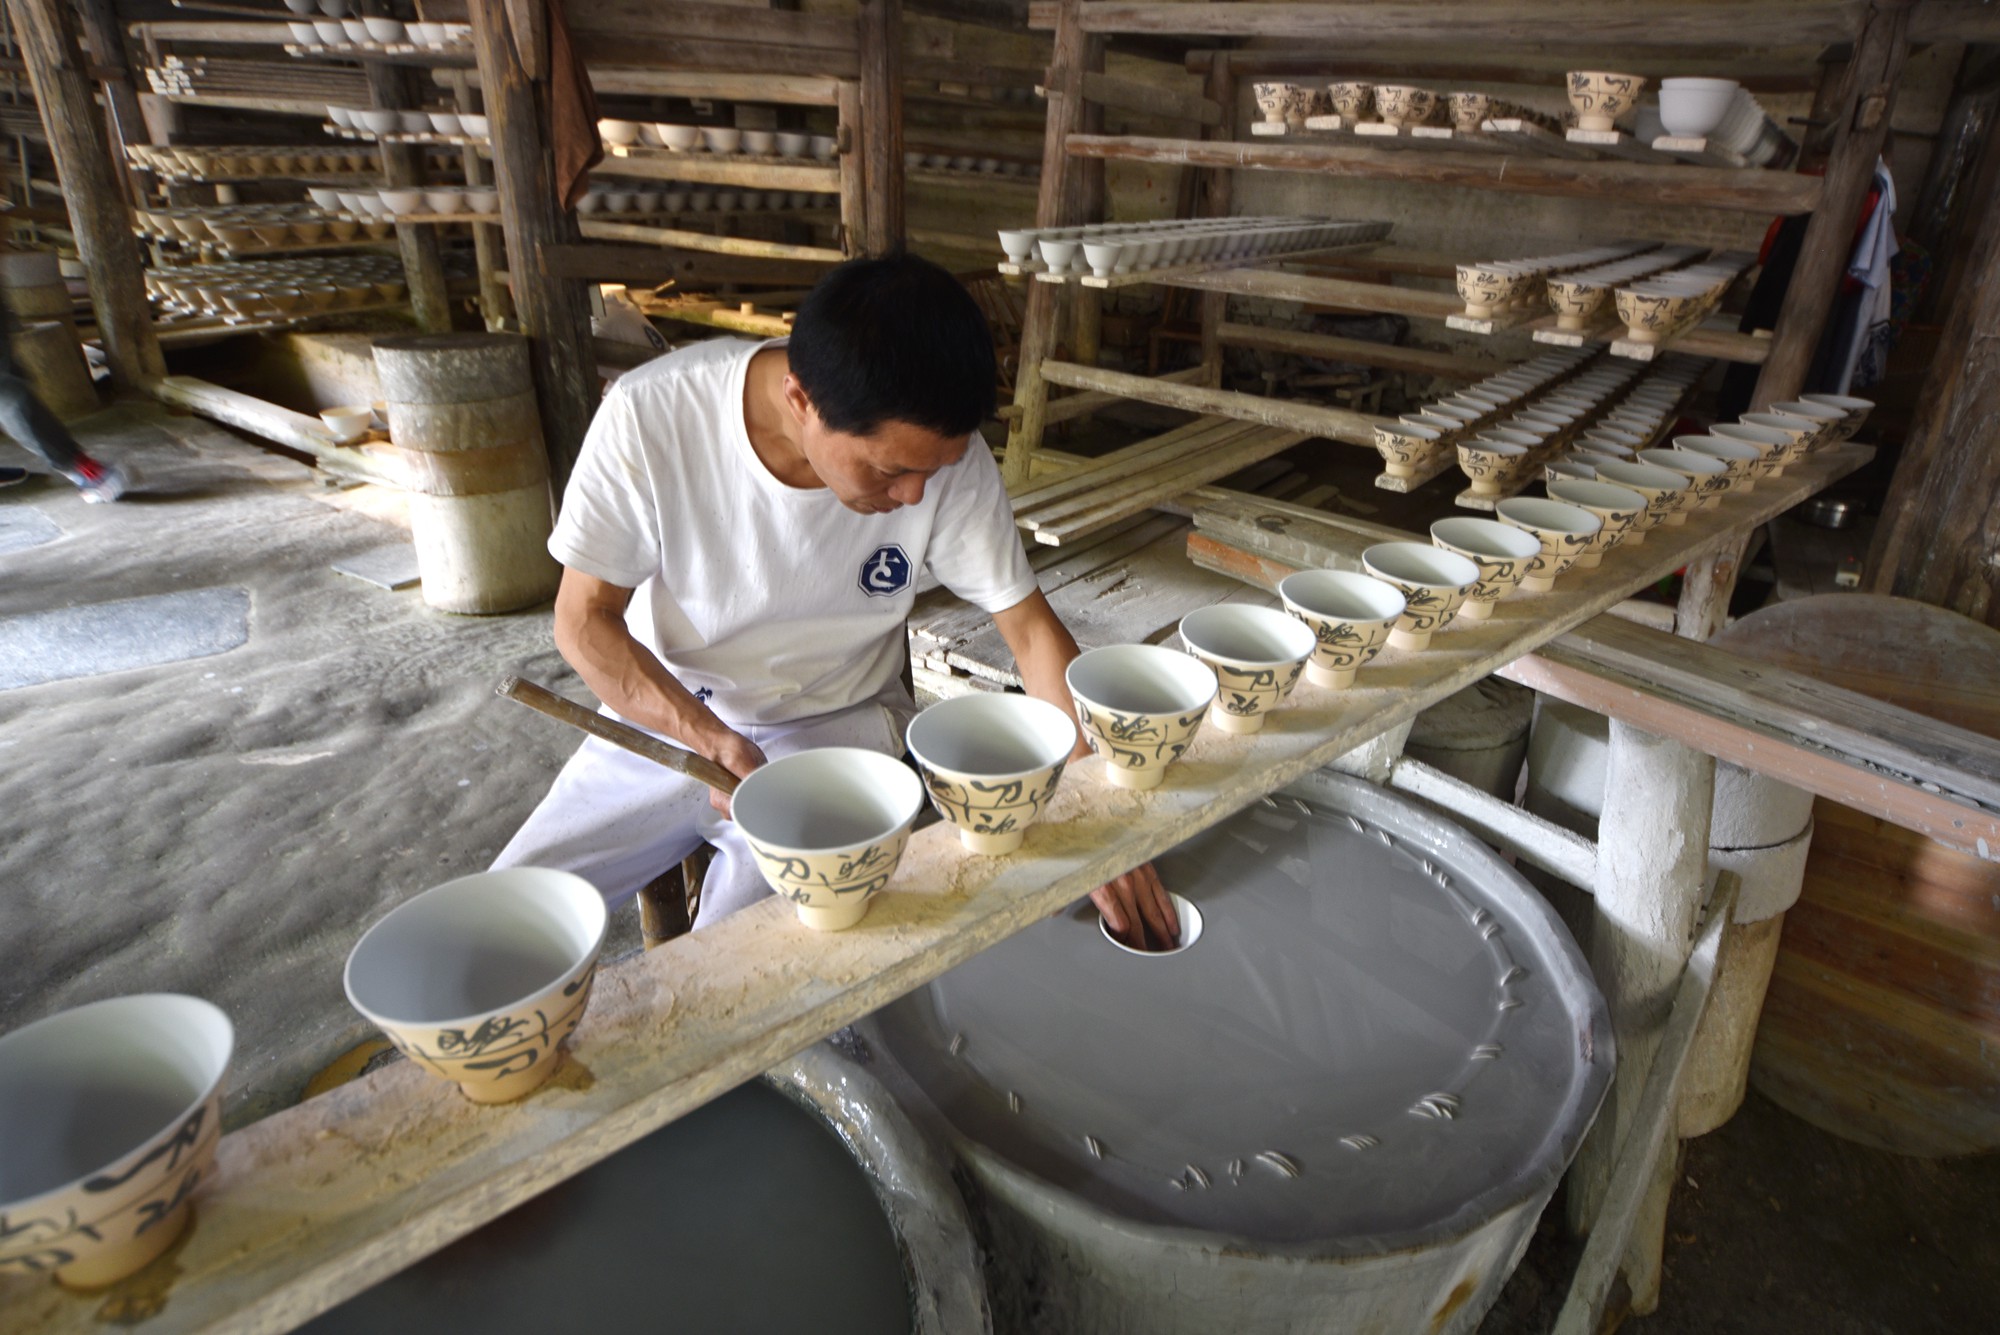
left=1066, top=645, right=1217, bottom=790
left=1327, top=80, right=1373, bottom=120
left=1714, top=421, right=1798, bottom=475
left=1374, top=421, right=1444, bottom=478
left=1495, top=497, right=1603, bottom=591
left=1455, top=263, right=1514, bottom=318
left=1737, top=413, right=1817, bottom=467
left=1177, top=604, right=1316, bottom=734
left=1546, top=276, right=1610, bottom=331
left=0, top=994, right=233, bottom=1288
left=1673, top=434, right=1764, bottom=494
left=1457, top=436, right=1534, bottom=497
left=1594, top=458, right=1692, bottom=528
left=1546, top=478, right=1648, bottom=562
left=1252, top=82, right=1293, bottom=125
left=1765, top=399, right=1848, bottom=449
left=345, top=868, right=608, bottom=1101
left=1446, top=90, right=1491, bottom=132
left=1429, top=516, right=1543, bottom=621
left=1278, top=569, right=1406, bottom=687
left=731, top=748, right=925, bottom=930
left=1361, top=542, right=1482, bottom=650
left=1638, top=446, right=1732, bottom=509
left=1798, top=392, right=1873, bottom=441
left=906, top=694, right=1076, bottom=855
left=1373, top=84, right=1435, bottom=129
left=1567, top=70, right=1646, bottom=132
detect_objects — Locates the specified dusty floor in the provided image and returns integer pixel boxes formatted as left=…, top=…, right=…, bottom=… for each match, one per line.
left=3, top=407, right=1992, bottom=1329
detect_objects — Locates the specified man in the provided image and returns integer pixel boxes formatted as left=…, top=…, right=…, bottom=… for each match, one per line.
left=495, top=253, right=1176, bottom=945
left=0, top=305, right=126, bottom=501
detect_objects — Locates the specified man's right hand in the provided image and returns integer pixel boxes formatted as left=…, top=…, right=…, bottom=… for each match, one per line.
left=703, top=727, right=768, bottom=819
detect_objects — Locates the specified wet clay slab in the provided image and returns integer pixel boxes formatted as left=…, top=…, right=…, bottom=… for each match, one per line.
left=872, top=782, right=1608, bottom=1245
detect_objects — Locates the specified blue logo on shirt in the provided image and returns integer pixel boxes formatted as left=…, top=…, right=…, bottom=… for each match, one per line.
left=859, top=544, right=913, bottom=598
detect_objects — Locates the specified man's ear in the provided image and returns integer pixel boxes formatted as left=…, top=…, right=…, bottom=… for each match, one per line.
left=780, top=374, right=816, bottom=428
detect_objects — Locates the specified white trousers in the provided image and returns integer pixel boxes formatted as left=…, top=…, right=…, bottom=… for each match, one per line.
left=492, top=696, right=910, bottom=929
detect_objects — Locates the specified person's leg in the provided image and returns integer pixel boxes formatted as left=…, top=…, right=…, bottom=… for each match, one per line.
left=0, top=367, right=127, bottom=501
left=692, top=699, right=908, bottom=929
left=492, top=734, right=715, bottom=907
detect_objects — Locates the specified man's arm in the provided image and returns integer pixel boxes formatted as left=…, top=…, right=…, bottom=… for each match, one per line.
left=553, top=567, right=765, bottom=812
left=990, top=590, right=1181, bottom=948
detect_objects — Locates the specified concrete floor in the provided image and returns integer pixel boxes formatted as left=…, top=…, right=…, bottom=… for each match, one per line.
left=4, top=408, right=1992, bottom=1328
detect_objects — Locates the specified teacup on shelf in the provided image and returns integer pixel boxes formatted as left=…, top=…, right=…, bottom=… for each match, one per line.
left=1594, top=459, right=1693, bottom=529
left=1327, top=80, right=1373, bottom=120
left=1430, top=516, right=1544, bottom=619
left=1278, top=569, right=1406, bottom=687
left=1252, top=82, right=1291, bottom=125
left=1568, top=70, right=1647, bottom=132
left=1546, top=276, right=1609, bottom=330
left=1067, top=645, right=1217, bottom=790
left=1714, top=421, right=1798, bottom=474
left=1373, top=84, right=1436, bottom=129
left=1457, top=438, right=1532, bottom=498
left=732, top=748, right=924, bottom=930
left=1361, top=542, right=1482, bottom=650
left=1639, top=446, right=1732, bottom=509
left=906, top=695, right=1076, bottom=854
left=1375, top=422, right=1445, bottom=478
left=1546, top=478, right=1649, bottom=560
left=1797, top=393, right=1873, bottom=441
left=1673, top=434, right=1765, bottom=494
left=1178, top=604, right=1316, bottom=734
left=1446, top=91, right=1491, bottom=132
left=1495, top=497, right=1603, bottom=591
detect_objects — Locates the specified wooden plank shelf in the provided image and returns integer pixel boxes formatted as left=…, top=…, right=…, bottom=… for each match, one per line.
left=1651, top=135, right=1756, bottom=169
left=1477, top=117, right=1605, bottom=161
left=283, top=41, right=474, bottom=69
left=1062, top=135, right=1823, bottom=215
left=323, top=123, right=489, bottom=148
left=144, top=235, right=399, bottom=258
left=1534, top=313, right=1622, bottom=347
left=1566, top=127, right=1678, bottom=163
left=1037, top=358, right=1389, bottom=446
left=599, top=146, right=840, bottom=192
left=577, top=218, right=846, bottom=264
left=1029, top=239, right=1386, bottom=290
left=1373, top=448, right=1459, bottom=493
left=0, top=439, right=1876, bottom=1335
left=1446, top=306, right=1545, bottom=335
left=1612, top=319, right=1770, bottom=364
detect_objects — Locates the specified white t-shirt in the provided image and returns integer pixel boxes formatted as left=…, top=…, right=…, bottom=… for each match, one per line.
left=549, top=337, right=1038, bottom=727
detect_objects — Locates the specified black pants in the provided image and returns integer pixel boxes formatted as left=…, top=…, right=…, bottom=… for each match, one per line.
left=0, top=317, right=83, bottom=475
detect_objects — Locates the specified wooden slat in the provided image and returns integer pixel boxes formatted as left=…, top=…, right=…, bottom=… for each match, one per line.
left=1037, top=359, right=1391, bottom=445
left=570, top=32, right=860, bottom=79
left=568, top=0, right=855, bottom=51
left=1007, top=414, right=1240, bottom=509
left=595, top=149, right=840, bottom=192
left=1027, top=425, right=1308, bottom=545
left=1078, top=69, right=1219, bottom=125
left=1175, top=265, right=1462, bottom=320
left=996, top=364, right=1207, bottom=423
left=578, top=219, right=846, bottom=264
left=588, top=68, right=841, bottom=105
left=1217, top=320, right=1506, bottom=379
left=1064, top=134, right=1825, bottom=215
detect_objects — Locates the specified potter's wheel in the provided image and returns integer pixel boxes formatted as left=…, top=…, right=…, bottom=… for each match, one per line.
left=869, top=775, right=1611, bottom=1249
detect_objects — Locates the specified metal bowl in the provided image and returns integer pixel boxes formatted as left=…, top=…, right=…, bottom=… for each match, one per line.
left=1804, top=497, right=1858, bottom=529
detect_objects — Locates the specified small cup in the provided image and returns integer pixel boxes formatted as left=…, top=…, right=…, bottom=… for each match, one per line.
left=1496, top=497, right=1603, bottom=591
left=1639, top=447, right=1733, bottom=509
left=1567, top=71, right=1647, bottom=132
left=906, top=695, right=1075, bottom=855
left=1177, top=604, right=1316, bottom=734
left=1594, top=459, right=1693, bottom=529
left=1278, top=570, right=1405, bottom=688
left=732, top=749, right=924, bottom=929
left=1361, top=542, right=1482, bottom=650
left=1430, top=516, right=1544, bottom=619
left=1457, top=439, right=1531, bottom=497
left=1374, top=421, right=1443, bottom=478
left=1546, top=478, right=1648, bottom=561
left=1673, top=433, right=1765, bottom=494
left=1066, top=645, right=1217, bottom=790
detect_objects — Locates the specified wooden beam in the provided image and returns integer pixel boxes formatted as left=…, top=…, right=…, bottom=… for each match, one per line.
left=469, top=0, right=598, bottom=490
left=364, top=60, right=451, bottom=334
left=72, top=0, right=149, bottom=207
left=1079, top=70, right=1218, bottom=125
left=1188, top=50, right=1823, bottom=94
left=10, top=0, right=163, bottom=386
left=578, top=219, right=846, bottom=264
left=588, top=68, right=840, bottom=105
left=540, top=241, right=830, bottom=287
left=1064, top=134, right=1825, bottom=215
left=145, top=375, right=404, bottom=487
left=1389, top=758, right=1600, bottom=887
left=571, top=32, right=860, bottom=79
left=0, top=447, right=1879, bottom=1335
left=567, top=0, right=855, bottom=51
left=857, top=0, right=904, bottom=254
left=1037, top=358, right=1388, bottom=444
left=1216, top=319, right=1506, bottom=380
left=1749, top=2, right=1913, bottom=408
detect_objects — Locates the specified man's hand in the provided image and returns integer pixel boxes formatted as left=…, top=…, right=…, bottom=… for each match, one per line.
left=1091, top=861, right=1178, bottom=951
left=701, top=726, right=768, bottom=819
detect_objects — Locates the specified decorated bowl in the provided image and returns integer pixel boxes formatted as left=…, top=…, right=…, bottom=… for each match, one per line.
left=1066, top=645, right=1217, bottom=790
left=1177, top=604, right=1316, bottom=734
left=731, top=749, right=924, bottom=929
left=906, top=695, right=1075, bottom=855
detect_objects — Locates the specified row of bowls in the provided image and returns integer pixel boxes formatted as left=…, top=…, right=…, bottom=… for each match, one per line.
left=905, top=150, right=1039, bottom=177
left=1445, top=359, right=1705, bottom=498
left=1610, top=254, right=1757, bottom=343
left=284, top=16, right=468, bottom=47
left=1539, top=247, right=1708, bottom=326
left=1375, top=346, right=1605, bottom=479
left=327, top=106, right=490, bottom=139
left=577, top=184, right=832, bottom=215
left=998, top=217, right=1388, bottom=275
left=0, top=387, right=1877, bottom=1287
left=1456, top=241, right=1679, bottom=318
left=125, top=144, right=377, bottom=179
left=147, top=255, right=409, bottom=321
left=597, top=119, right=837, bottom=159
left=1252, top=81, right=1562, bottom=134
left=307, top=184, right=498, bottom=219
left=133, top=204, right=393, bottom=250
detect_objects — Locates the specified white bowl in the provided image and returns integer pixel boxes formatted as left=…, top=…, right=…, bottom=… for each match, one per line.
left=1177, top=604, right=1316, bottom=733
left=775, top=131, right=810, bottom=157
left=658, top=123, right=701, bottom=151
left=1658, top=78, right=1740, bottom=139
left=906, top=695, right=1076, bottom=854
left=362, top=16, right=404, bottom=42
left=1429, top=515, right=1544, bottom=617
left=597, top=118, right=641, bottom=147
left=996, top=229, right=1034, bottom=263
left=1495, top=497, right=1604, bottom=590
left=1545, top=478, right=1649, bottom=560
left=459, top=114, right=489, bottom=138
left=1276, top=569, right=1406, bottom=688
left=356, top=109, right=401, bottom=134
left=1066, top=645, right=1217, bottom=790
left=732, top=748, right=924, bottom=930
left=742, top=129, right=777, bottom=154
left=319, top=404, right=373, bottom=442
left=345, top=868, right=608, bottom=1102
left=702, top=127, right=743, bottom=153
left=0, top=995, right=233, bottom=1288
left=1361, top=542, right=1482, bottom=649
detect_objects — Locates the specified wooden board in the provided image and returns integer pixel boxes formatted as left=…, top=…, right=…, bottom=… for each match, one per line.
left=1029, top=236, right=1387, bottom=290
left=0, top=444, right=1876, bottom=1335
left=1534, top=313, right=1620, bottom=347
left=1371, top=448, right=1457, bottom=493
left=1446, top=306, right=1543, bottom=335
left=1477, top=117, right=1605, bottom=161
left=1565, top=126, right=1674, bottom=164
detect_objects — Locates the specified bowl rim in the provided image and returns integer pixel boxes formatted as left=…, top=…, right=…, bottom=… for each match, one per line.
left=1066, top=643, right=1219, bottom=716
left=905, top=694, right=1077, bottom=783
left=732, top=746, right=925, bottom=858
left=1277, top=568, right=1407, bottom=622
left=1178, top=603, right=1317, bottom=670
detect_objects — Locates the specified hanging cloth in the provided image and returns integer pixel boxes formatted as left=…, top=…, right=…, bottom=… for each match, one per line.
left=545, top=0, right=603, bottom=211
left=1836, top=157, right=1899, bottom=391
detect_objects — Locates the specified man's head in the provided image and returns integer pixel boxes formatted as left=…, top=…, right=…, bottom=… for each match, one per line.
left=783, top=252, right=996, bottom=514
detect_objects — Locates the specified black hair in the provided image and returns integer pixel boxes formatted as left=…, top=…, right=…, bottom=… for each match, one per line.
left=788, top=251, right=996, bottom=437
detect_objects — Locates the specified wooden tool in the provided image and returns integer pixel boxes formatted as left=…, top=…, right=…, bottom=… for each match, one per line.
left=497, top=675, right=741, bottom=795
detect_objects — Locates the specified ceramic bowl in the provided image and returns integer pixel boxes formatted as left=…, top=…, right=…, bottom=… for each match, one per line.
left=0, top=995, right=232, bottom=1288
left=319, top=404, right=372, bottom=442
left=345, top=868, right=607, bottom=1100
left=1177, top=604, right=1316, bottom=734
left=1066, top=645, right=1217, bottom=790
left=1446, top=90, right=1491, bottom=132
left=1429, top=516, right=1542, bottom=619
left=732, top=747, right=925, bottom=929
left=1277, top=569, right=1404, bottom=688
left=1546, top=276, right=1609, bottom=330
left=1327, top=80, right=1373, bottom=120
left=776, top=131, right=811, bottom=157
left=1595, top=459, right=1692, bottom=528
left=701, top=127, right=743, bottom=153
left=1373, top=84, right=1436, bottom=129
left=1638, top=446, right=1732, bottom=508
left=1715, top=421, right=1799, bottom=471
left=362, top=15, right=403, bottom=41
left=905, top=695, right=1075, bottom=855
left=380, top=188, right=426, bottom=216
left=1374, top=422, right=1444, bottom=478
left=1614, top=286, right=1678, bottom=342
left=1252, top=82, right=1291, bottom=124
left=1546, top=478, right=1648, bottom=561
left=1455, top=263, right=1513, bottom=317
left=1798, top=392, right=1873, bottom=440
left=1495, top=496, right=1603, bottom=591
left=1658, top=77, right=1739, bottom=138
left=1457, top=439, right=1531, bottom=497
left=1567, top=71, right=1646, bottom=131
left=1766, top=399, right=1847, bottom=447
left=1361, top=542, right=1481, bottom=649
left=1674, top=433, right=1764, bottom=493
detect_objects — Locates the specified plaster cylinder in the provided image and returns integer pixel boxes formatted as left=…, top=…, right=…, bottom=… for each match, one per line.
left=1709, top=762, right=1815, bottom=850
left=1678, top=914, right=1786, bottom=1139
left=864, top=772, right=1612, bottom=1335
left=372, top=333, right=561, bottom=615
left=11, top=319, right=97, bottom=420
left=1404, top=676, right=1535, bottom=799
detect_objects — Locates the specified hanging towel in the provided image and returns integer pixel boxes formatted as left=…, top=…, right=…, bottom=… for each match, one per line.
left=546, top=0, right=603, bottom=211
left=1835, top=158, right=1898, bottom=392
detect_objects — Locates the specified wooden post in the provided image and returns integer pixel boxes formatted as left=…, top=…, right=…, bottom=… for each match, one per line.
left=1069, top=34, right=1106, bottom=367
left=856, top=0, right=903, bottom=254
left=1196, top=52, right=1236, bottom=386
left=70, top=0, right=148, bottom=207
left=1747, top=1, right=1913, bottom=409
left=835, top=80, right=865, bottom=256
left=1000, top=0, right=1097, bottom=487
left=1673, top=524, right=1753, bottom=640
left=6, top=0, right=162, bottom=386
left=364, top=60, right=452, bottom=334
left=1567, top=722, right=1715, bottom=1313
left=1865, top=88, right=2000, bottom=627
left=444, top=71, right=515, bottom=330
left=467, top=0, right=598, bottom=490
